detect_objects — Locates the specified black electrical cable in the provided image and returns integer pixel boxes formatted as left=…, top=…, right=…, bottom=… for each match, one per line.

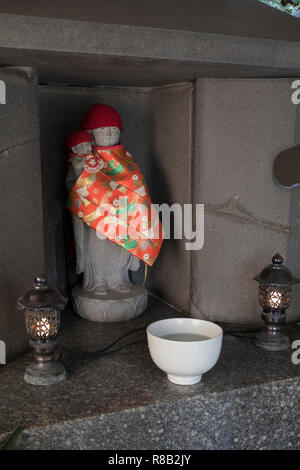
left=214, top=321, right=261, bottom=339
left=101, top=339, right=146, bottom=355
left=58, top=326, right=147, bottom=361
left=58, top=322, right=263, bottom=364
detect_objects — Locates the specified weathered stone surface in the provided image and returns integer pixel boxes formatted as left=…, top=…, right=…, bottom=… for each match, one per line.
left=287, top=184, right=300, bottom=322
left=1, top=13, right=299, bottom=64
left=0, top=67, right=39, bottom=153
left=194, top=78, right=295, bottom=227
left=192, top=78, right=295, bottom=323
left=0, top=67, right=44, bottom=361
left=191, top=211, right=289, bottom=324
left=2, top=13, right=300, bottom=89
left=148, top=83, right=193, bottom=312
left=2, top=0, right=300, bottom=42
left=287, top=105, right=300, bottom=322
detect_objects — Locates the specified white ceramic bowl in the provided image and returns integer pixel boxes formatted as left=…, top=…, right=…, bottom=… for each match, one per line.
left=147, top=318, right=223, bottom=385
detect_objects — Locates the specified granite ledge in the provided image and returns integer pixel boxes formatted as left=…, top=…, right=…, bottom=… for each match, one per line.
left=0, top=297, right=299, bottom=450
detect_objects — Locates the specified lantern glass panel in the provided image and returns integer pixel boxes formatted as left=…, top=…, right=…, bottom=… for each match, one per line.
left=258, top=285, right=292, bottom=312
left=25, top=309, right=60, bottom=340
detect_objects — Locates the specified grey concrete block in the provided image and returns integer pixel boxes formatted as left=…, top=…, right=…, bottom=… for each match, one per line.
left=2, top=14, right=300, bottom=88
left=0, top=66, right=44, bottom=361
left=286, top=185, right=300, bottom=321
left=2, top=0, right=300, bottom=42
left=287, top=105, right=300, bottom=322
left=0, top=67, right=39, bottom=153
left=191, top=211, right=289, bottom=324
left=190, top=78, right=297, bottom=323
left=0, top=141, right=44, bottom=360
left=148, top=83, right=193, bottom=311
left=2, top=13, right=300, bottom=67
left=194, top=78, right=295, bottom=228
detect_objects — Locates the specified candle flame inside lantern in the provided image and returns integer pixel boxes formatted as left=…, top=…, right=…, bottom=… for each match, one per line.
left=270, top=290, right=282, bottom=308
left=35, top=318, right=50, bottom=338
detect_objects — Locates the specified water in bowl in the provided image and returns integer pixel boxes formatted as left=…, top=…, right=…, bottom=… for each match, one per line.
left=161, top=333, right=210, bottom=342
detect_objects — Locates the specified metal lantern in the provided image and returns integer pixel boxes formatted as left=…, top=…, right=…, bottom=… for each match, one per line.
left=253, top=253, right=300, bottom=351
left=18, top=275, right=68, bottom=385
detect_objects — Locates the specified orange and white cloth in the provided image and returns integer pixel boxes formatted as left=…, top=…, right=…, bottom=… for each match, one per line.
left=66, top=144, right=163, bottom=266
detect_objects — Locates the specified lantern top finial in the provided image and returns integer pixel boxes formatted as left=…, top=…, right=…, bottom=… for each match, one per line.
left=18, top=274, right=68, bottom=311
left=254, top=253, right=300, bottom=286
left=35, top=274, right=48, bottom=284
left=272, top=253, right=283, bottom=265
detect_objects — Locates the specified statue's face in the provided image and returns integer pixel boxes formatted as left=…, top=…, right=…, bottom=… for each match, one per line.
left=92, top=126, right=120, bottom=147
left=71, top=142, right=92, bottom=154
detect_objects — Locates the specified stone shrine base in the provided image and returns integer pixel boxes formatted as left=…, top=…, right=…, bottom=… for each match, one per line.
left=72, top=284, right=148, bottom=322
left=0, top=297, right=299, bottom=450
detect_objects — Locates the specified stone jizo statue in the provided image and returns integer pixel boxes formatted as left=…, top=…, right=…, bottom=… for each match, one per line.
left=66, top=104, right=163, bottom=322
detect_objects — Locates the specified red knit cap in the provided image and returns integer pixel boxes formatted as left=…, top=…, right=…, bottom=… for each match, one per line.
left=67, top=131, right=92, bottom=150
left=81, top=103, right=123, bottom=131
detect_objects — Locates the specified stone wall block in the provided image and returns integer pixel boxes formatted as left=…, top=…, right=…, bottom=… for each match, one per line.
left=0, top=68, right=44, bottom=361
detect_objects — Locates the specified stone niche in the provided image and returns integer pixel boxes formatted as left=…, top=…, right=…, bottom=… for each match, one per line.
left=1, top=68, right=299, bottom=362
left=39, top=82, right=193, bottom=313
